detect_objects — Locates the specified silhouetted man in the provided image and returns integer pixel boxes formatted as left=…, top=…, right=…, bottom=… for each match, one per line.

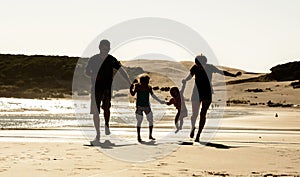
left=85, top=39, right=131, bottom=144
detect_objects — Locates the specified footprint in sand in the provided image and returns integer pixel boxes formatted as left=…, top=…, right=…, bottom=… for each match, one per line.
left=0, top=168, right=8, bottom=172
left=178, top=168, right=189, bottom=174
left=54, top=168, right=64, bottom=171
left=160, top=172, right=170, bottom=175
left=156, top=162, right=168, bottom=166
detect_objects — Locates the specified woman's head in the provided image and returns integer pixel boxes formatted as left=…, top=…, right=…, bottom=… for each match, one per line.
left=195, top=54, right=207, bottom=67
left=170, top=87, right=180, bottom=98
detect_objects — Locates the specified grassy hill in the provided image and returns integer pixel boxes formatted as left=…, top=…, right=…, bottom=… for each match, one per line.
left=0, top=54, right=144, bottom=98
left=0, top=54, right=299, bottom=99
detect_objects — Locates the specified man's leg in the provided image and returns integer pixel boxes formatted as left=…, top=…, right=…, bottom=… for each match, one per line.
left=195, top=99, right=211, bottom=142
left=93, top=113, right=100, bottom=140
left=102, top=90, right=112, bottom=135
left=103, top=108, right=111, bottom=135
left=91, top=90, right=101, bottom=141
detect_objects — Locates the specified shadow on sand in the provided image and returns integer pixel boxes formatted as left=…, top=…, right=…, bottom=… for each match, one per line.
left=84, top=140, right=137, bottom=149
left=179, top=141, right=238, bottom=149
left=139, top=140, right=157, bottom=146
left=200, top=141, right=236, bottom=149
left=84, top=139, right=160, bottom=149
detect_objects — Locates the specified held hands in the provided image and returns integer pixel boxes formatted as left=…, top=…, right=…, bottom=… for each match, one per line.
left=158, top=100, right=165, bottom=104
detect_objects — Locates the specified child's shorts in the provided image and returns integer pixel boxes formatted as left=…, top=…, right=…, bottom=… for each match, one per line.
left=135, top=106, right=153, bottom=124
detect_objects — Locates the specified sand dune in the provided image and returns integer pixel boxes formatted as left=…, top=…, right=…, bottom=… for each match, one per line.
left=122, top=59, right=300, bottom=106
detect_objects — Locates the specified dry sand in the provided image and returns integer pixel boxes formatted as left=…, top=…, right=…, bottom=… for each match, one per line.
left=0, top=106, right=299, bottom=177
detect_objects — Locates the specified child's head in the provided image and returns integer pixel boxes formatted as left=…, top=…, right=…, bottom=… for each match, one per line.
left=170, top=87, right=180, bottom=98
left=139, top=75, right=150, bottom=85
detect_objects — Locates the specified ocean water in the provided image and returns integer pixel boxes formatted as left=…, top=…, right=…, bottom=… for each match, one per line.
left=0, top=98, right=76, bottom=129
left=0, top=97, right=246, bottom=129
left=0, top=97, right=178, bottom=129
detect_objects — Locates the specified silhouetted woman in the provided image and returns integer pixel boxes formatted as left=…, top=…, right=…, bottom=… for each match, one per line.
left=182, top=55, right=241, bottom=142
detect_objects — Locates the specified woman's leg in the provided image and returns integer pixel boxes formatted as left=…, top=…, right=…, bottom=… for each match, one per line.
left=190, top=101, right=201, bottom=138
left=195, top=99, right=212, bottom=142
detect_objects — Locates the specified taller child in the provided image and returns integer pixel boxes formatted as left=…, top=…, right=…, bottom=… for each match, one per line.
left=130, top=75, right=164, bottom=142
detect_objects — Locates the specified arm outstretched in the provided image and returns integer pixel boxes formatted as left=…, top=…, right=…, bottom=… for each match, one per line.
left=223, top=71, right=242, bottom=77
left=149, top=86, right=164, bottom=104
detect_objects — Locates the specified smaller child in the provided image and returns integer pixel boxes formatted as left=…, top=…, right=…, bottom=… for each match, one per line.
left=130, top=75, right=164, bottom=142
left=166, top=81, right=188, bottom=133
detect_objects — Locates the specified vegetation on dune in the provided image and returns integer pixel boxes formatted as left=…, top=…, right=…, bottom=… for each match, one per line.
left=227, top=61, right=300, bottom=85
left=269, top=61, right=300, bottom=81
left=0, top=54, right=298, bottom=98
left=0, top=54, right=144, bottom=98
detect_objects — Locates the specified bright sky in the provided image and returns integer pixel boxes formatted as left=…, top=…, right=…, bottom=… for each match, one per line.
left=1, top=0, right=300, bottom=73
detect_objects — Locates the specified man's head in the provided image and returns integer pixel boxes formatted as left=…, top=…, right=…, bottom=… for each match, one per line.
left=195, top=54, right=207, bottom=67
left=99, top=39, right=110, bottom=55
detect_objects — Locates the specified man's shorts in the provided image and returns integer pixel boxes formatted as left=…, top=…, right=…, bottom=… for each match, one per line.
left=90, top=89, right=112, bottom=114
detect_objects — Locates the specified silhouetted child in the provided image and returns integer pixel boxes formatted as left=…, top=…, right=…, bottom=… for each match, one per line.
left=130, top=75, right=164, bottom=142
left=166, top=81, right=188, bottom=133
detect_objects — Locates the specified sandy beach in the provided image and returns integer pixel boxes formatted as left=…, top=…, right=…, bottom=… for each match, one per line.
left=0, top=106, right=299, bottom=177
left=0, top=60, right=299, bottom=176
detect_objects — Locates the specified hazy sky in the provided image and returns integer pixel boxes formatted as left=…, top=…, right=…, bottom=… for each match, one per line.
left=1, top=0, right=300, bottom=72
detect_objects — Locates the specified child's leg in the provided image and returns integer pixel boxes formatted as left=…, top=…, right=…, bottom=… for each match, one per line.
left=174, top=112, right=180, bottom=129
left=137, top=126, right=141, bottom=142
left=179, top=109, right=187, bottom=130
left=146, top=110, right=155, bottom=140
left=179, top=116, right=184, bottom=130
left=136, top=108, right=144, bottom=142
left=136, top=114, right=143, bottom=142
